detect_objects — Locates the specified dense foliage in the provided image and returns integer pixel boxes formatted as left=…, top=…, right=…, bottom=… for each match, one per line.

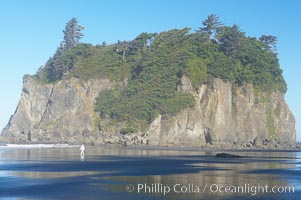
left=35, top=18, right=85, bottom=82
left=35, top=15, right=287, bottom=130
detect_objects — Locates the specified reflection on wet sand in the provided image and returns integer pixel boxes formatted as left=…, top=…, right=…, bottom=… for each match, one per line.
left=105, top=152, right=298, bottom=199
left=0, top=147, right=300, bottom=200
left=11, top=171, right=99, bottom=179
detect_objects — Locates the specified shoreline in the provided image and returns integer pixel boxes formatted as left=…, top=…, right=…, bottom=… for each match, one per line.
left=120, top=144, right=301, bottom=152
left=0, top=143, right=80, bottom=149
left=1, top=143, right=300, bottom=152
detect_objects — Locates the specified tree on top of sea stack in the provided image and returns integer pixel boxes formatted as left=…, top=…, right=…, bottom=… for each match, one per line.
left=259, top=34, right=278, bottom=54
left=197, top=13, right=223, bottom=42
left=63, top=17, right=84, bottom=51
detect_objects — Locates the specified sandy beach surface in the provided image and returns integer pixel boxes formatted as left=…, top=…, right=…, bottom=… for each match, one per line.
left=0, top=146, right=300, bottom=200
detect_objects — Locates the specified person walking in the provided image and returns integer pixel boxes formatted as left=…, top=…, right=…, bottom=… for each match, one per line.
left=80, top=144, right=85, bottom=157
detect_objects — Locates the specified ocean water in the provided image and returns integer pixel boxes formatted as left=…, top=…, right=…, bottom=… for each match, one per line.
left=0, top=146, right=300, bottom=200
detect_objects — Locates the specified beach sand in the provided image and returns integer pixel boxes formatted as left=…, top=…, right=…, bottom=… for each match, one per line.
left=0, top=146, right=300, bottom=200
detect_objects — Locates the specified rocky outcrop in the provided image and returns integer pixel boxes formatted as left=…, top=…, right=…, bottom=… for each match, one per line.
left=140, top=78, right=296, bottom=148
left=215, top=153, right=242, bottom=158
left=1, top=76, right=296, bottom=148
left=1, top=75, right=114, bottom=143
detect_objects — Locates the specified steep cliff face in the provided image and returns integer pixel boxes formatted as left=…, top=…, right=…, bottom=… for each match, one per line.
left=1, top=75, right=114, bottom=143
left=144, top=78, right=295, bottom=148
left=1, top=76, right=296, bottom=148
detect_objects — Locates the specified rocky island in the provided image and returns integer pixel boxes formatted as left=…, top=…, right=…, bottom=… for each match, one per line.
left=1, top=16, right=296, bottom=149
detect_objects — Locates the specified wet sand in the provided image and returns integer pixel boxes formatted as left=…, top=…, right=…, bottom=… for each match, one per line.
left=0, top=146, right=300, bottom=200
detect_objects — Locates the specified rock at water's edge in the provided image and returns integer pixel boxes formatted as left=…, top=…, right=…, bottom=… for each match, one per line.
left=1, top=76, right=296, bottom=148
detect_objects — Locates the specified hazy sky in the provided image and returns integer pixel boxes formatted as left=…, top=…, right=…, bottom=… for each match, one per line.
left=0, top=0, right=300, bottom=141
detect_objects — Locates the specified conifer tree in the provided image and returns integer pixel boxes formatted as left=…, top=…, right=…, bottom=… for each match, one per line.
left=197, top=14, right=223, bottom=41
left=63, top=17, right=84, bottom=50
left=259, top=35, right=277, bottom=53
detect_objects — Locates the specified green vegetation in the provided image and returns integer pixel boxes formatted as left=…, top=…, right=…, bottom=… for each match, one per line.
left=181, top=58, right=207, bottom=89
left=94, top=28, right=197, bottom=127
left=34, top=15, right=288, bottom=131
left=35, top=18, right=86, bottom=83
left=120, top=127, right=137, bottom=135
left=74, top=45, right=132, bottom=80
left=266, top=109, right=277, bottom=137
left=196, top=13, right=223, bottom=41
left=274, top=103, right=282, bottom=118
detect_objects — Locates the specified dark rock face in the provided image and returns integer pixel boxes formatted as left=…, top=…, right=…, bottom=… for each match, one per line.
left=296, top=142, right=301, bottom=149
left=215, top=153, right=242, bottom=158
left=1, top=76, right=296, bottom=148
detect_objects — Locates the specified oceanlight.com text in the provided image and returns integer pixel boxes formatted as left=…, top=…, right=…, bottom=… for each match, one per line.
left=125, top=183, right=295, bottom=196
